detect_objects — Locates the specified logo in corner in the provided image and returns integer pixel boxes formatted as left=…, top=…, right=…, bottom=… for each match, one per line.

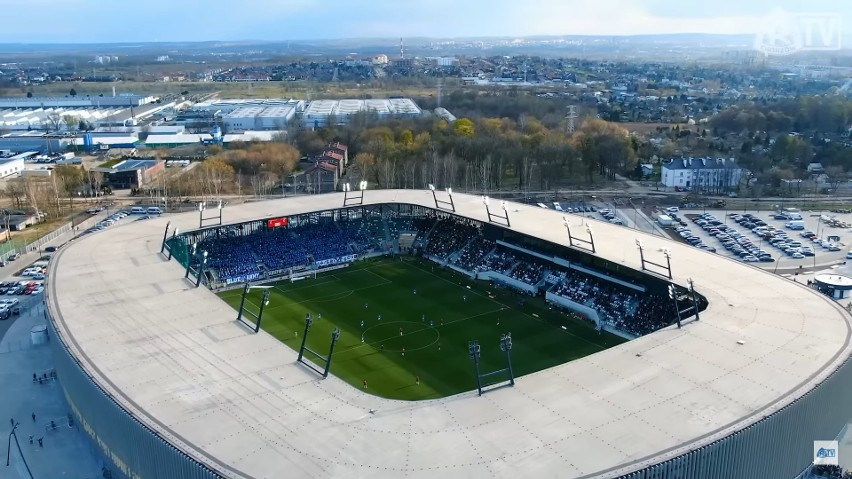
left=814, top=440, right=839, bottom=466
left=754, top=10, right=842, bottom=56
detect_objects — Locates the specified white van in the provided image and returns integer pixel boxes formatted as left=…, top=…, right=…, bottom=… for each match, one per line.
left=786, top=220, right=806, bottom=230
left=130, top=206, right=145, bottom=214
left=146, top=207, right=162, bottom=215
left=787, top=213, right=803, bottom=220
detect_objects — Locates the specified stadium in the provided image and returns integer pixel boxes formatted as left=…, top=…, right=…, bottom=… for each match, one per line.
left=45, top=189, right=852, bottom=479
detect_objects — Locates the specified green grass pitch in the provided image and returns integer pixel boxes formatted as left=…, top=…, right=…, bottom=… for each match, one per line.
left=217, top=257, right=627, bottom=400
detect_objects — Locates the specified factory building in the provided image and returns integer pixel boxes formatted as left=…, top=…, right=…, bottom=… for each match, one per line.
left=222, top=105, right=297, bottom=132
left=0, top=94, right=155, bottom=109
left=302, top=98, right=422, bottom=128
left=191, top=99, right=305, bottom=114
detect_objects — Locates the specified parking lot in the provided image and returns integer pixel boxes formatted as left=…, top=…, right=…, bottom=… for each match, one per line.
left=658, top=207, right=852, bottom=270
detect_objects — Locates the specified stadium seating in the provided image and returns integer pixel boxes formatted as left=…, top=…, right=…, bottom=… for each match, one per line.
left=424, top=219, right=478, bottom=259
left=197, top=213, right=679, bottom=337
left=550, top=270, right=676, bottom=336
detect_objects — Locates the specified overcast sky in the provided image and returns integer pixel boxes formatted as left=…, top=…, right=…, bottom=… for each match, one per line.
left=0, top=0, right=848, bottom=43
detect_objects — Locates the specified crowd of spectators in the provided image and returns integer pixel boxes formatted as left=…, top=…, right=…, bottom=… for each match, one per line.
left=453, top=237, right=495, bottom=271
left=508, top=257, right=550, bottom=285
left=550, top=269, right=676, bottom=337
left=201, top=237, right=260, bottom=284
left=478, top=247, right=518, bottom=274
left=810, top=465, right=852, bottom=479
left=424, top=219, right=479, bottom=259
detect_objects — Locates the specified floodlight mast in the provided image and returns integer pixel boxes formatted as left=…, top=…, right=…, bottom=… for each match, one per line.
left=669, top=284, right=683, bottom=328
left=636, top=238, right=672, bottom=279
left=564, top=216, right=595, bottom=253
left=160, top=220, right=171, bottom=253
left=483, top=196, right=510, bottom=227
left=166, top=227, right=179, bottom=261
left=688, top=278, right=700, bottom=321
left=199, top=200, right=223, bottom=228
left=343, top=181, right=366, bottom=206
left=429, top=184, right=456, bottom=212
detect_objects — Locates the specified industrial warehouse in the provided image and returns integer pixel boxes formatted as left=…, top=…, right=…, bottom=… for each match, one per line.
left=0, top=94, right=426, bottom=152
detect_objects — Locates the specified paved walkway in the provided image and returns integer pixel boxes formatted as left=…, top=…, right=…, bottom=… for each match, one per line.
left=1, top=230, right=104, bottom=479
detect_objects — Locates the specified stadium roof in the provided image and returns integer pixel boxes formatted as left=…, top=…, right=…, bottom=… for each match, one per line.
left=47, top=190, right=852, bottom=478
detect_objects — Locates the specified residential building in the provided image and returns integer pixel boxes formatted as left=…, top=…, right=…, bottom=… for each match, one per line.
left=661, top=157, right=742, bottom=192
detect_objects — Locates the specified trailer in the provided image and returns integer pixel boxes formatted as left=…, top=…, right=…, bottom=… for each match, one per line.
left=656, top=214, right=674, bottom=227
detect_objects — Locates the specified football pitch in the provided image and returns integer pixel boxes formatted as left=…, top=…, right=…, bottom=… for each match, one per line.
left=217, top=257, right=626, bottom=400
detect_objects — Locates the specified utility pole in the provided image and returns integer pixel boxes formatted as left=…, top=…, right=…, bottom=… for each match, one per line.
left=565, top=105, right=578, bottom=134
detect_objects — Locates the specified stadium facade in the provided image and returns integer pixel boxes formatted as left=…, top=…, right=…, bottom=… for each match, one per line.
left=46, top=190, right=852, bottom=479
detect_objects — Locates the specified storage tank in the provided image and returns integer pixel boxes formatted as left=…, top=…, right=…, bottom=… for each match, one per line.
left=83, top=133, right=93, bottom=148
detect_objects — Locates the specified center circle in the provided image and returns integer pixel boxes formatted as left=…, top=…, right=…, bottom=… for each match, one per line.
left=360, top=320, right=440, bottom=352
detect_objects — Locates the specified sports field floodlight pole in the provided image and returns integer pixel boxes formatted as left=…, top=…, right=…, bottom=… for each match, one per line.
left=166, top=228, right=179, bottom=261
left=565, top=216, right=595, bottom=253
left=236, top=281, right=251, bottom=322
left=501, top=200, right=510, bottom=227
left=499, top=333, right=515, bottom=387
left=662, top=248, right=673, bottom=279
left=254, top=289, right=270, bottom=333
left=483, top=196, right=510, bottom=227
left=429, top=184, right=456, bottom=212
left=688, top=278, right=699, bottom=321
left=194, top=251, right=208, bottom=288
left=184, top=243, right=198, bottom=278
left=586, top=224, right=595, bottom=253
left=468, top=340, right=483, bottom=396
left=198, top=202, right=205, bottom=229
left=297, top=313, right=313, bottom=363
left=668, top=284, right=682, bottom=329
left=160, top=221, right=171, bottom=253
left=322, top=328, right=341, bottom=378
left=635, top=238, right=646, bottom=271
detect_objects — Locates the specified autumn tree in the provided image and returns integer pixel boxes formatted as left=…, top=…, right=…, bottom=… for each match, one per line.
left=573, top=119, right=635, bottom=182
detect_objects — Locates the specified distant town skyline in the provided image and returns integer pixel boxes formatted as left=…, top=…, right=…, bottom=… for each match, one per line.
left=0, top=0, right=848, bottom=44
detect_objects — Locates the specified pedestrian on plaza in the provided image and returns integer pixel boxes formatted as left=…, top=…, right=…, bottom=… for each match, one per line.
left=31, top=412, right=35, bottom=422
left=362, top=379, right=368, bottom=389
left=415, top=376, right=420, bottom=386
left=37, top=437, right=43, bottom=448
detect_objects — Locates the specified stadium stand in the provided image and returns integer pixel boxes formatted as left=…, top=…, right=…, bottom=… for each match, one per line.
left=197, top=213, right=678, bottom=337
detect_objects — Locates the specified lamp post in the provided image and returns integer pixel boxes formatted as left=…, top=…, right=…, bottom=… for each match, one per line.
left=5, top=420, right=33, bottom=478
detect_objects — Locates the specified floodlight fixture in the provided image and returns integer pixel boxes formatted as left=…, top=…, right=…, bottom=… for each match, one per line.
left=446, top=187, right=452, bottom=195
left=482, top=195, right=489, bottom=205
left=428, top=183, right=435, bottom=191
left=500, top=200, right=508, bottom=211
left=343, top=183, right=351, bottom=192
left=359, top=180, right=368, bottom=190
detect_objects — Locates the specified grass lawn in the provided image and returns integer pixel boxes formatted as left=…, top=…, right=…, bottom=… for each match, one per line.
left=217, top=257, right=626, bottom=400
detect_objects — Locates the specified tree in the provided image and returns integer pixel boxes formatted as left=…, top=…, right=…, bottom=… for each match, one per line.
left=54, top=165, right=85, bottom=207
left=453, top=118, right=475, bottom=137
left=572, top=119, right=634, bottom=182
left=62, top=115, right=79, bottom=133
left=69, top=88, right=77, bottom=97
left=43, top=112, right=63, bottom=132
